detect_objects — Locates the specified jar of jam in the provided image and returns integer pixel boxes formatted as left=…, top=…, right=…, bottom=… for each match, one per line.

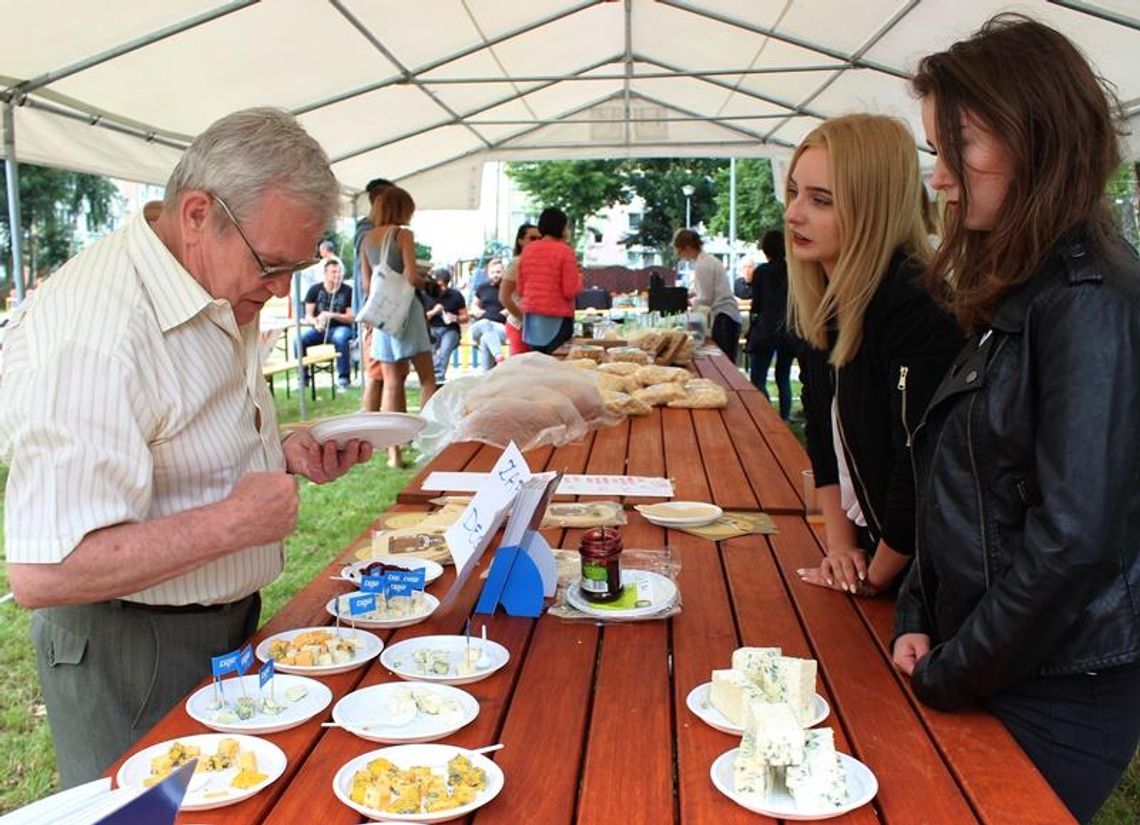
left=578, top=527, right=623, bottom=603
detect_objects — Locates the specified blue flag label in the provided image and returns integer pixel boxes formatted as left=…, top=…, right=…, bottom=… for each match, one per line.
left=387, top=569, right=426, bottom=591
left=238, top=644, right=254, bottom=674
left=259, top=657, right=275, bottom=688
left=348, top=593, right=377, bottom=616
left=210, top=650, right=240, bottom=679
left=360, top=575, right=385, bottom=594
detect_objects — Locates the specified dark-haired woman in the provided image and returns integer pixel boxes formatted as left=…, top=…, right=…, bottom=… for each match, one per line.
left=517, top=208, right=582, bottom=354
left=745, top=229, right=797, bottom=419
left=500, top=222, right=540, bottom=355
left=892, top=16, right=1140, bottom=822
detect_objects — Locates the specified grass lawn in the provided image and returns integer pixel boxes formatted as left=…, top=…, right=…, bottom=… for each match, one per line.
left=0, top=372, right=1136, bottom=820
left=0, top=381, right=419, bottom=812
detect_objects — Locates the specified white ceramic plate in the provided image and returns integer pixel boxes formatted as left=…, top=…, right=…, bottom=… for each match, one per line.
left=332, top=743, right=504, bottom=823
left=331, top=681, right=479, bottom=744
left=685, top=682, right=829, bottom=733
left=710, top=747, right=877, bottom=821
left=255, top=626, right=383, bottom=676
left=115, top=733, right=286, bottom=812
left=381, top=634, right=510, bottom=686
left=340, top=555, right=444, bottom=586
left=326, top=591, right=440, bottom=629
left=565, top=569, right=679, bottom=619
left=308, top=412, right=425, bottom=450
left=635, top=501, right=723, bottom=527
left=185, top=674, right=332, bottom=735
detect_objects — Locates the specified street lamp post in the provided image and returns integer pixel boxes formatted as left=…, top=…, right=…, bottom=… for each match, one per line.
left=681, top=184, right=695, bottom=228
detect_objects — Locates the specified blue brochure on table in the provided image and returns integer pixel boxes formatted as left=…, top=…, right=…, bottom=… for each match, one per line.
left=97, top=759, right=194, bottom=825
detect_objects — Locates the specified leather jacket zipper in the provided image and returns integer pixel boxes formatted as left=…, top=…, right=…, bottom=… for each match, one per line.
left=898, top=365, right=912, bottom=447
left=834, top=366, right=883, bottom=537
left=966, top=393, right=991, bottom=589
left=908, top=414, right=936, bottom=628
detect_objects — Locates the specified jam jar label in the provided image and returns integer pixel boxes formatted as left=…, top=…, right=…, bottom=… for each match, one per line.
left=581, top=560, right=610, bottom=592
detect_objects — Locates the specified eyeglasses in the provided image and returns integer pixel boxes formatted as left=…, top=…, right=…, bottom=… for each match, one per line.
left=211, top=194, right=321, bottom=279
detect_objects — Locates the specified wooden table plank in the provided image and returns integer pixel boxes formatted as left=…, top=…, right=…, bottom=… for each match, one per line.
left=858, top=598, right=1075, bottom=825
left=579, top=416, right=630, bottom=502
left=720, top=391, right=802, bottom=514
left=399, top=440, right=485, bottom=504
left=691, top=408, right=758, bottom=511
left=766, top=515, right=978, bottom=824
left=736, top=388, right=793, bottom=435
left=669, top=529, right=778, bottom=825
left=577, top=517, right=674, bottom=825
left=702, top=350, right=756, bottom=392
left=662, top=409, right=711, bottom=502
left=625, top=412, right=667, bottom=507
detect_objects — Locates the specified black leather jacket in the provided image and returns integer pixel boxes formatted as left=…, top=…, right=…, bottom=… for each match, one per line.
left=896, top=234, right=1140, bottom=710
left=800, top=249, right=963, bottom=556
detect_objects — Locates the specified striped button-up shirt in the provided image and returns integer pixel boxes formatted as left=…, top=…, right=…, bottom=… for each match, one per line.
left=0, top=204, right=286, bottom=605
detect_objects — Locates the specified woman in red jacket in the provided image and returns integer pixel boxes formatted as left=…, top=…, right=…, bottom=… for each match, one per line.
left=517, top=207, right=582, bottom=354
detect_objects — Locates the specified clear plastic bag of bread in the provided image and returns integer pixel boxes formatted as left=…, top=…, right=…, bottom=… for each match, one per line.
left=567, top=343, right=606, bottom=362
left=601, top=390, right=652, bottom=417
left=597, top=361, right=640, bottom=377
left=667, top=378, right=728, bottom=409
left=595, top=372, right=638, bottom=394
left=632, top=364, right=688, bottom=386
left=633, top=382, right=689, bottom=407
left=453, top=391, right=586, bottom=449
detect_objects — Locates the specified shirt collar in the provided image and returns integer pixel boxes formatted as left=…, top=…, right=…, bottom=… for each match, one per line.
left=128, top=202, right=218, bottom=333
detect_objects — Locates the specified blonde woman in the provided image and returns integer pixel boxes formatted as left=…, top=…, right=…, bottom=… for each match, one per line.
left=359, top=186, right=437, bottom=467
left=790, top=114, right=963, bottom=596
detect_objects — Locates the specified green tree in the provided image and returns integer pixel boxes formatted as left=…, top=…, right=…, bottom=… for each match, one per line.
left=620, top=158, right=722, bottom=254
left=1107, top=162, right=1139, bottom=249
left=0, top=163, right=120, bottom=287
left=505, top=159, right=629, bottom=241
left=707, top=158, right=785, bottom=244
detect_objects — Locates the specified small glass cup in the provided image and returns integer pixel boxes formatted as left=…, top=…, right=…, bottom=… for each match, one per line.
left=802, top=469, right=825, bottom=526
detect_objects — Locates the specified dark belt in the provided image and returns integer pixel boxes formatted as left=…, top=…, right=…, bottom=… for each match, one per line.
left=110, top=594, right=254, bottom=615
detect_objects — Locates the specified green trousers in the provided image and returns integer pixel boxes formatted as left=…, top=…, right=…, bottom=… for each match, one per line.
left=31, top=594, right=260, bottom=788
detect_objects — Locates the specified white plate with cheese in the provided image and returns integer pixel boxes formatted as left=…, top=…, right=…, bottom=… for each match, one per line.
left=255, top=626, right=383, bottom=676
left=686, top=682, right=829, bottom=733
left=326, top=591, right=440, bottom=629
left=381, top=634, right=510, bottom=685
left=332, top=682, right=479, bottom=744
left=186, top=674, right=332, bottom=735
left=710, top=747, right=877, bottom=821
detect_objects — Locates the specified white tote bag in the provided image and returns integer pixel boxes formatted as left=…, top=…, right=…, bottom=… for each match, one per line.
left=357, top=226, right=415, bottom=333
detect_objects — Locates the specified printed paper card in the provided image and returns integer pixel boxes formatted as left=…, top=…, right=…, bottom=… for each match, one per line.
left=444, top=442, right=531, bottom=575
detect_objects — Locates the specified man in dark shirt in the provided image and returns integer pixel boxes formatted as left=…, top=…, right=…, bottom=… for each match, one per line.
left=298, top=259, right=354, bottom=388
left=425, top=269, right=467, bottom=384
left=469, top=259, right=508, bottom=370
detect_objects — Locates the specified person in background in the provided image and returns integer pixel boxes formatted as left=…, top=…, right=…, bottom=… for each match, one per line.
left=788, top=114, right=962, bottom=599
left=500, top=222, right=540, bottom=355
left=425, top=268, right=467, bottom=384
left=518, top=208, right=582, bottom=354
left=891, top=17, right=1140, bottom=823
left=297, top=258, right=354, bottom=389
left=672, top=228, right=742, bottom=361
left=745, top=230, right=797, bottom=420
left=469, top=258, right=509, bottom=370
left=354, top=177, right=393, bottom=412
left=296, top=238, right=336, bottom=314
left=733, top=257, right=755, bottom=300
left=359, top=185, right=437, bottom=468
left=0, top=107, right=371, bottom=787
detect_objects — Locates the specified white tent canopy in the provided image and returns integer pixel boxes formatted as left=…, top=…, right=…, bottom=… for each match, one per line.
left=2, top=0, right=1138, bottom=214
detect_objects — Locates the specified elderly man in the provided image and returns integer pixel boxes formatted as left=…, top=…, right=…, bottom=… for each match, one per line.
left=299, top=258, right=355, bottom=388
left=0, top=107, right=371, bottom=787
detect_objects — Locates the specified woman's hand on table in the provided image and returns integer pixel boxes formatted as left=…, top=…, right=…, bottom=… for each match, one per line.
left=892, top=633, right=932, bottom=676
left=797, top=545, right=868, bottom=593
left=282, top=429, right=373, bottom=483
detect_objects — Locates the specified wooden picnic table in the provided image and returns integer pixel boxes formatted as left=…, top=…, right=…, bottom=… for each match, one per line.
left=108, top=350, right=1074, bottom=825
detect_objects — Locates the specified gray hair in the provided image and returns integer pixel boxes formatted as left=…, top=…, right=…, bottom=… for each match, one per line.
left=164, top=107, right=339, bottom=228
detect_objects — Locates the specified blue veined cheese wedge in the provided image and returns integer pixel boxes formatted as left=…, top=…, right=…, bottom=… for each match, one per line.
left=741, top=700, right=804, bottom=766
left=730, top=647, right=781, bottom=686
left=765, top=657, right=818, bottom=727
left=709, top=669, right=766, bottom=726
left=785, top=728, right=849, bottom=808
left=733, top=756, right=778, bottom=805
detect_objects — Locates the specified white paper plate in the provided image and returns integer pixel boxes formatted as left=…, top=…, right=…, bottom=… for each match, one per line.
left=685, top=682, right=829, bottom=733
left=186, top=674, right=332, bottom=735
left=635, top=501, right=723, bottom=527
left=332, top=743, right=504, bottom=822
left=340, top=555, right=444, bottom=585
left=326, top=591, right=440, bottom=629
left=255, top=626, right=383, bottom=676
left=710, top=747, right=877, bottom=821
left=308, top=412, right=425, bottom=450
left=381, top=635, right=510, bottom=685
left=115, top=733, right=286, bottom=812
left=566, top=569, right=678, bottom=619
left=331, top=681, right=479, bottom=744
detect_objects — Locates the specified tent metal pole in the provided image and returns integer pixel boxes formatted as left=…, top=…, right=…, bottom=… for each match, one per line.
left=3, top=101, right=25, bottom=303
left=293, top=271, right=307, bottom=421
left=1047, top=0, right=1140, bottom=32
left=729, top=157, right=737, bottom=277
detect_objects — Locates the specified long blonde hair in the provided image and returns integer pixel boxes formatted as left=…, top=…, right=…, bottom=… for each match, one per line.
left=787, top=114, right=932, bottom=366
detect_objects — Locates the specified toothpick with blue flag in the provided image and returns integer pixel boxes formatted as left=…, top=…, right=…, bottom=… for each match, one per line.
left=259, top=657, right=275, bottom=705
